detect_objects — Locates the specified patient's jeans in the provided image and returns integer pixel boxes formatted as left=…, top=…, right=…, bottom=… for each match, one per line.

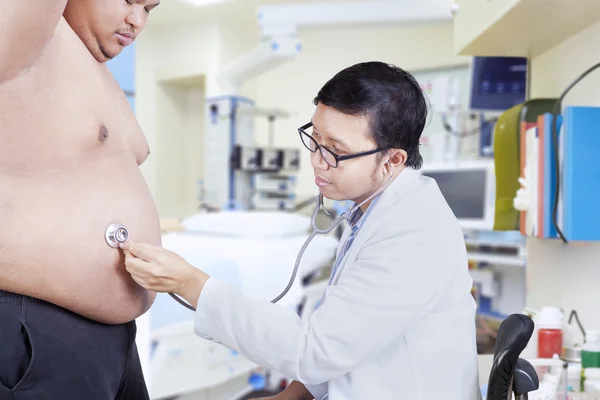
left=0, top=290, right=149, bottom=400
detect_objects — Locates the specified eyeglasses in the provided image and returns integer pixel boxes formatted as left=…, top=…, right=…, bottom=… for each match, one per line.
left=297, top=122, right=387, bottom=168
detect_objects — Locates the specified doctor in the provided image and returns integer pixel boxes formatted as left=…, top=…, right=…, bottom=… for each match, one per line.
left=121, top=61, right=481, bottom=400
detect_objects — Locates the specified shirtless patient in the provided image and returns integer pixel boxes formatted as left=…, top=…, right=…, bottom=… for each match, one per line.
left=0, top=1, right=161, bottom=398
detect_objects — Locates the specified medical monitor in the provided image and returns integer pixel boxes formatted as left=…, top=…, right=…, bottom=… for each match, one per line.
left=468, top=56, right=528, bottom=112
left=420, top=160, right=495, bottom=231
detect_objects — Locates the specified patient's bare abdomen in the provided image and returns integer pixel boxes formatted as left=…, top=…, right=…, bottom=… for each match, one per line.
left=0, top=158, right=161, bottom=324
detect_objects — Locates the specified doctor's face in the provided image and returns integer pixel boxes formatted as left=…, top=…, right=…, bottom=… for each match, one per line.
left=306, top=103, right=391, bottom=205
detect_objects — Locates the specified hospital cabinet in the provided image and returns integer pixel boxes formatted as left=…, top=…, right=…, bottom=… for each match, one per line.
left=204, top=94, right=301, bottom=211
left=149, top=320, right=260, bottom=400
left=230, top=144, right=300, bottom=211
left=252, top=175, right=297, bottom=210
left=254, top=173, right=296, bottom=192
left=231, top=145, right=299, bottom=172
left=452, top=0, right=600, bottom=57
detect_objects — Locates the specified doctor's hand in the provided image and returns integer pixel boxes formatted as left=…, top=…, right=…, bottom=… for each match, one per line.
left=120, top=241, right=209, bottom=309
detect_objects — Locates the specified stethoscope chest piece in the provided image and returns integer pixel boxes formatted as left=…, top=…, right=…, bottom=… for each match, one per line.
left=105, top=223, right=129, bottom=248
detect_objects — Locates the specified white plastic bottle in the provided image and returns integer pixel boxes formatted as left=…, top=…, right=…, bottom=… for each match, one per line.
left=584, top=368, right=600, bottom=393
left=582, top=331, right=600, bottom=392
left=567, top=363, right=581, bottom=393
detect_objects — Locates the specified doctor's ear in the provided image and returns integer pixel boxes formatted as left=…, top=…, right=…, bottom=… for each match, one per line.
left=383, top=149, right=407, bottom=173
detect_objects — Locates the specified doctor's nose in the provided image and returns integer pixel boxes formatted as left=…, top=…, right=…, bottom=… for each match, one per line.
left=311, top=149, right=330, bottom=171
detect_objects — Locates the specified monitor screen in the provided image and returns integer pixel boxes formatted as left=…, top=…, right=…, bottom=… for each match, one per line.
left=421, top=170, right=487, bottom=219
left=469, top=56, right=528, bottom=111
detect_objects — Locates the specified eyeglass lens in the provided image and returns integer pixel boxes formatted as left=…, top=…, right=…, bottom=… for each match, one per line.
left=301, top=127, right=337, bottom=167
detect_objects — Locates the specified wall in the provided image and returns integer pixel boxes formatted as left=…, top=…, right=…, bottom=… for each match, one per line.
left=526, top=20, right=600, bottom=332
left=136, top=18, right=258, bottom=217
left=154, top=82, right=205, bottom=216
left=137, top=15, right=469, bottom=214
left=253, top=21, right=469, bottom=200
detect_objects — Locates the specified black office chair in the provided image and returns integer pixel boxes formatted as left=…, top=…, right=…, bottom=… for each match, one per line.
left=487, top=314, right=540, bottom=400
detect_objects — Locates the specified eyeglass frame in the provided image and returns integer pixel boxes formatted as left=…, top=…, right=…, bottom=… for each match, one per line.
left=297, top=122, right=388, bottom=168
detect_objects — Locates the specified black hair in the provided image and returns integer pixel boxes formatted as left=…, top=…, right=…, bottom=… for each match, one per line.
left=313, top=61, right=427, bottom=169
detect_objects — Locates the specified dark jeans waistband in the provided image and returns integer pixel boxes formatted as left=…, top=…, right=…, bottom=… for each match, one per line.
left=0, top=289, right=54, bottom=306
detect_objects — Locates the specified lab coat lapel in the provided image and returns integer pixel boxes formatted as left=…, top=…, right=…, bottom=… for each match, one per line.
left=330, top=167, right=421, bottom=285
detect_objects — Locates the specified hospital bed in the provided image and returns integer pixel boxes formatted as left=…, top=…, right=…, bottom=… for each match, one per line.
left=148, top=210, right=339, bottom=400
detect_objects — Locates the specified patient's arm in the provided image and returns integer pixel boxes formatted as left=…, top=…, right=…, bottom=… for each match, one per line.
left=0, top=0, right=67, bottom=82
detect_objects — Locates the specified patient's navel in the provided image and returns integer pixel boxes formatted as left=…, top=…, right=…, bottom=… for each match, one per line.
left=98, top=124, right=109, bottom=142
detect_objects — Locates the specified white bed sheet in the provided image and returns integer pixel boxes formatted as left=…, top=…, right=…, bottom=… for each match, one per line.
left=149, top=232, right=338, bottom=331
left=179, top=210, right=313, bottom=238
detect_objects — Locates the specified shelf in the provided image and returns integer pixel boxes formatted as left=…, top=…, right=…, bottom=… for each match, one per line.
left=464, top=231, right=526, bottom=267
left=465, top=237, right=524, bottom=250
left=477, top=310, right=508, bottom=322
left=468, top=251, right=526, bottom=267
left=453, top=0, right=600, bottom=57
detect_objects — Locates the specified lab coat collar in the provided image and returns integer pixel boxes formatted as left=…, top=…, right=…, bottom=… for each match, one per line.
left=347, top=167, right=420, bottom=226
left=328, top=166, right=423, bottom=286
left=364, top=166, right=421, bottom=222
left=338, top=167, right=420, bottom=243
left=380, top=166, right=421, bottom=204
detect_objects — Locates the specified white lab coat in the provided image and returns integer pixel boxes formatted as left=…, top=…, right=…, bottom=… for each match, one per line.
left=194, top=167, right=482, bottom=400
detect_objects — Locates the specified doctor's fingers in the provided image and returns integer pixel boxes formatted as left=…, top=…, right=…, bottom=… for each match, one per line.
left=124, top=254, right=174, bottom=285
left=125, top=262, right=178, bottom=292
left=130, top=274, right=152, bottom=290
left=124, top=254, right=154, bottom=276
left=121, top=241, right=165, bottom=262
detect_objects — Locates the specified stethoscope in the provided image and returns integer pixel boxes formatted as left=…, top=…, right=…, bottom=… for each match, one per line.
left=104, top=165, right=395, bottom=311
left=104, top=222, right=194, bottom=311
left=270, top=164, right=395, bottom=303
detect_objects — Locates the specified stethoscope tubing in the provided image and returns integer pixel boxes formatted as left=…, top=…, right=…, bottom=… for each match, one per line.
left=171, top=166, right=396, bottom=310
left=270, top=167, right=395, bottom=303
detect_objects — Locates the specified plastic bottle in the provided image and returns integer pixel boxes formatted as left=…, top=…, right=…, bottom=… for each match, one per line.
left=582, top=331, right=600, bottom=391
left=584, top=368, right=600, bottom=393
left=583, top=331, right=600, bottom=368
left=537, top=307, right=564, bottom=359
left=567, top=363, right=581, bottom=393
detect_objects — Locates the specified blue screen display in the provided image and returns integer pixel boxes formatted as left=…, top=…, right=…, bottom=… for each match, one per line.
left=469, top=56, right=527, bottom=111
